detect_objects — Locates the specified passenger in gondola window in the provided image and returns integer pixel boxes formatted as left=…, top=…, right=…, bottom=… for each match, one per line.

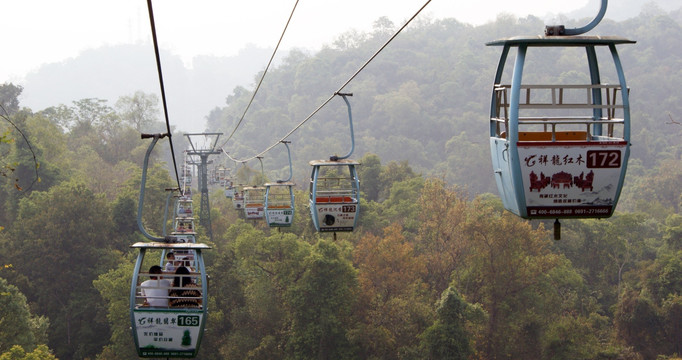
left=169, top=266, right=202, bottom=308
left=183, top=260, right=195, bottom=273
left=140, top=265, right=171, bottom=307
left=165, top=252, right=178, bottom=272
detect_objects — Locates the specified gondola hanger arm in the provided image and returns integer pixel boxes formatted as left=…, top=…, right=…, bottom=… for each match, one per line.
left=545, top=0, right=607, bottom=35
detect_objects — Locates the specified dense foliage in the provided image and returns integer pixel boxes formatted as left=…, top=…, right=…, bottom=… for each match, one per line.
left=1, top=9, right=681, bottom=360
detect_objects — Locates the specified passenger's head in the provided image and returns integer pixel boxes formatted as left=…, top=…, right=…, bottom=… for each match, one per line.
left=173, top=266, right=192, bottom=287
left=167, top=252, right=175, bottom=260
left=149, top=265, right=162, bottom=279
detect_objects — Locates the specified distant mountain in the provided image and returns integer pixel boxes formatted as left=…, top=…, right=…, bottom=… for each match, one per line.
left=20, top=43, right=277, bottom=133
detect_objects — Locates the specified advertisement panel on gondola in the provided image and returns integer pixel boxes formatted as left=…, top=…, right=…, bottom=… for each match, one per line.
left=316, top=203, right=357, bottom=232
left=133, top=311, right=203, bottom=358
left=518, top=141, right=627, bottom=218
left=233, top=194, right=244, bottom=210
left=245, top=206, right=265, bottom=219
left=267, top=208, right=293, bottom=226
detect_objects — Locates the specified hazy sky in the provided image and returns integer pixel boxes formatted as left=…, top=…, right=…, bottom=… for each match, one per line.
left=3, top=0, right=590, bottom=83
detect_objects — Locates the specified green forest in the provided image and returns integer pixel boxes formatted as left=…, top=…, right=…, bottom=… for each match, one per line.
left=1, top=8, right=681, bottom=360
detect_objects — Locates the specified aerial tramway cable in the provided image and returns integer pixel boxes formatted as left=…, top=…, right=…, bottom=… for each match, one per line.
left=146, top=0, right=182, bottom=192
left=221, top=0, right=432, bottom=163
left=222, top=0, right=301, bottom=147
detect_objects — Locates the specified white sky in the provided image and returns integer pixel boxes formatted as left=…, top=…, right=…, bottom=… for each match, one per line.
left=2, top=0, right=590, bottom=83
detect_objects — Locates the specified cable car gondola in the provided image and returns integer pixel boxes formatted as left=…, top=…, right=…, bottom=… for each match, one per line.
left=309, top=159, right=360, bottom=232
left=170, top=220, right=198, bottom=270
left=243, top=185, right=266, bottom=219
left=224, top=179, right=235, bottom=199
left=174, top=217, right=195, bottom=233
left=487, top=0, right=633, bottom=237
left=232, top=184, right=245, bottom=210
left=214, top=166, right=228, bottom=186
left=265, top=183, right=295, bottom=226
left=176, top=198, right=194, bottom=218
left=241, top=156, right=268, bottom=220
left=171, top=198, right=198, bottom=270
left=265, top=141, right=296, bottom=227
left=181, top=162, right=192, bottom=186
left=130, top=242, right=210, bottom=358
left=309, top=93, right=360, bottom=232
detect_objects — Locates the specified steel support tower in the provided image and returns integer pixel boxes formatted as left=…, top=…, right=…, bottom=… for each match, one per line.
left=184, top=133, right=223, bottom=240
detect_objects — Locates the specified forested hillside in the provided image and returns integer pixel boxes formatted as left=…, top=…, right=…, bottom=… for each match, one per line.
left=1, top=9, right=681, bottom=360
left=203, top=10, right=682, bottom=199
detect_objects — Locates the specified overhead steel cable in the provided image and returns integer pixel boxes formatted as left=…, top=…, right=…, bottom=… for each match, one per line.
left=222, top=0, right=432, bottom=163
left=220, top=0, right=301, bottom=149
left=146, top=0, right=182, bottom=191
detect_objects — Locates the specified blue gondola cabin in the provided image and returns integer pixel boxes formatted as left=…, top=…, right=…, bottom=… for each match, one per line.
left=130, top=242, right=210, bottom=358
left=309, top=159, right=360, bottom=232
left=243, top=186, right=266, bottom=219
left=265, top=181, right=296, bottom=227
left=488, top=35, right=634, bottom=219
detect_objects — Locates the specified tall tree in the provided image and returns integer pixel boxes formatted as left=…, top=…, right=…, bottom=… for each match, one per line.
left=415, top=179, right=470, bottom=294
left=69, top=98, right=116, bottom=130
left=7, top=181, right=118, bottom=359
left=352, top=223, right=431, bottom=358
left=380, top=176, right=424, bottom=234
left=286, top=240, right=358, bottom=359
left=0, top=278, right=49, bottom=353
left=1, top=111, right=62, bottom=226
left=357, top=153, right=381, bottom=202
left=614, top=290, right=664, bottom=360
left=378, top=160, right=416, bottom=201
left=0, top=345, right=57, bottom=360
left=93, top=260, right=138, bottom=360
left=213, top=224, right=308, bottom=359
left=419, top=286, right=473, bottom=360
left=0, top=83, right=23, bottom=115
left=661, top=294, right=682, bottom=356
left=458, top=195, right=561, bottom=360
left=115, top=91, right=160, bottom=132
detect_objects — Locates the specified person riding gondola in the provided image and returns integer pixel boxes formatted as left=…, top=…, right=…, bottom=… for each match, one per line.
left=140, top=265, right=170, bottom=307
left=165, top=252, right=179, bottom=272
left=169, top=266, right=202, bottom=308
